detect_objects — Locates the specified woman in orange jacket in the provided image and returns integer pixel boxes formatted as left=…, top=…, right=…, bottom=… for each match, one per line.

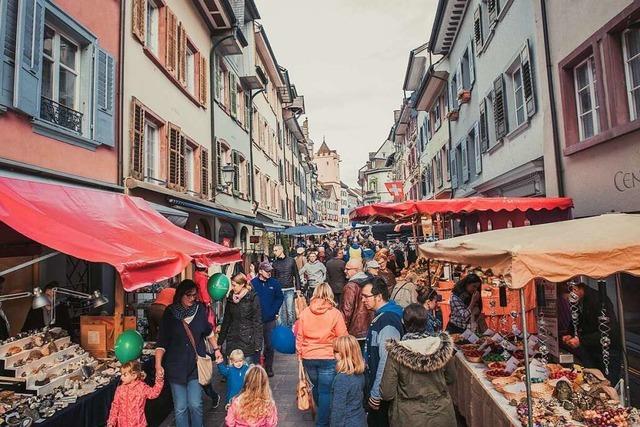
left=296, top=283, right=348, bottom=427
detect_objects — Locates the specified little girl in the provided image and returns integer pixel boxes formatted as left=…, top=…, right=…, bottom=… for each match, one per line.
left=330, top=335, right=366, bottom=427
left=107, top=360, right=164, bottom=427
left=216, top=349, right=250, bottom=408
left=225, top=365, right=278, bottom=427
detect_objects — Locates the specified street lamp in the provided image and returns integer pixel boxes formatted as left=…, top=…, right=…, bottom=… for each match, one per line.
left=221, top=163, right=235, bottom=190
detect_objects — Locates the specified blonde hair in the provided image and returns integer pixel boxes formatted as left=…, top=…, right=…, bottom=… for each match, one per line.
left=121, top=360, right=146, bottom=380
left=229, top=349, right=245, bottom=363
left=232, top=273, right=252, bottom=291
left=374, top=252, right=388, bottom=263
left=312, top=283, right=336, bottom=306
left=334, top=335, right=365, bottom=375
left=235, top=366, right=275, bottom=422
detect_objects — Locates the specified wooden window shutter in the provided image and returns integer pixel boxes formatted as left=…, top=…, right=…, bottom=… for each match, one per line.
left=130, top=100, right=145, bottom=180
left=232, top=151, right=240, bottom=191
left=456, top=62, right=463, bottom=96
left=201, top=147, right=209, bottom=198
left=246, top=161, right=251, bottom=195
left=521, top=39, right=536, bottom=118
left=165, top=9, right=177, bottom=73
left=177, top=23, right=186, bottom=83
left=167, top=124, right=182, bottom=188
left=216, top=140, right=222, bottom=187
left=479, top=98, right=489, bottom=151
left=468, top=42, right=475, bottom=85
left=493, top=74, right=508, bottom=139
left=230, top=74, right=237, bottom=117
left=199, top=56, right=208, bottom=105
left=450, top=149, right=458, bottom=189
left=474, top=121, right=482, bottom=174
left=488, top=0, right=498, bottom=23
left=473, top=5, right=483, bottom=50
left=461, top=139, right=469, bottom=183
left=215, top=57, right=222, bottom=101
left=178, top=136, right=186, bottom=189
left=132, top=0, right=146, bottom=43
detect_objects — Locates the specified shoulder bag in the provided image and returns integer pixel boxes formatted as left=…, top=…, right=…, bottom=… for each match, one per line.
left=294, top=290, right=308, bottom=319
left=182, top=321, right=213, bottom=386
left=297, top=359, right=316, bottom=416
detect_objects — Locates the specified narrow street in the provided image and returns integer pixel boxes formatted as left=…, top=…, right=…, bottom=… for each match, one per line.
left=160, top=353, right=314, bottom=427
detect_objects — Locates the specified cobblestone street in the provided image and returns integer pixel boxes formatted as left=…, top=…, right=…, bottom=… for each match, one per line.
left=160, top=352, right=315, bottom=427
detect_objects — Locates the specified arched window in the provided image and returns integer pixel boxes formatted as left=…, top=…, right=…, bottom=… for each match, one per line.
left=487, top=220, right=493, bottom=231
left=507, top=220, right=513, bottom=228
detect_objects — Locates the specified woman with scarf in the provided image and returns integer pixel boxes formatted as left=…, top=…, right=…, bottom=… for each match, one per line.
left=217, top=273, right=263, bottom=365
left=380, top=304, right=456, bottom=427
left=155, top=280, right=217, bottom=427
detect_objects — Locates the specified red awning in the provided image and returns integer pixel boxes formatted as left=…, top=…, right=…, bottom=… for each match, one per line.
left=0, top=177, right=241, bottom=291
left=350, top=197, right=574, bottom=222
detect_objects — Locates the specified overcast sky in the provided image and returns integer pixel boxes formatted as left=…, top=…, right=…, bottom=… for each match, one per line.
left=257, top=0, right=437, bottom=188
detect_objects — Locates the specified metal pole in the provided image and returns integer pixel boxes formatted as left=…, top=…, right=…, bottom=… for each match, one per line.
left=615, top=273, right=631, bottom=406
left=519, top=287, right=534, bottom=427
left=0, top=252, right=60, bottom=277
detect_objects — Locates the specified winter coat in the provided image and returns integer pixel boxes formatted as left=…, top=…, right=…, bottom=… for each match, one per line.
left=339, top=272, right=374, bottom=339
left=272, top=256, right=301, bottom=290
left=217, top=362, right=249, bottom=403
left=218, top=291, right=263, bottom=357
left=225, top=395, right=278, bottom=427
left=296, top=298, right=348, bottom=359
left=299, top=261, right=327, bottom=288
left=380, top=332, right=456, bottom=427
left=107, top=377, right=164, bottom=427
left=250, top=277, right=284, bottom=323
left=330, top=373, right=366, bottom=427
left=390, top=281, right=418, bottom=308
left=325, top=258, right=347, bottom=295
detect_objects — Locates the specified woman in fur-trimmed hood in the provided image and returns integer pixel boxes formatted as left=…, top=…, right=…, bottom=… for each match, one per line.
left=380, top=304, right=457, bottom=427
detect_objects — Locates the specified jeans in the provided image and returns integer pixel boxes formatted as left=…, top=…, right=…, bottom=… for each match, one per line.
left=169, top=379, right=203, bottom=427
left=302, top=359, right=337, bottom=427
left=262, top=320, right=276, bottom=371
left=278, top=288, right=296, bottom=327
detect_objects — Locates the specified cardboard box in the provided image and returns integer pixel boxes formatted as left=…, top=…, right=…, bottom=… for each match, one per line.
left=80, top=316, right=136, bottom=358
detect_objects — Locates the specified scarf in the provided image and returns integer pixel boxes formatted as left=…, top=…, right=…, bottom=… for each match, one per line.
left=170, top=302, right=198, bottom=320
left=232, top=289, right=249, bottom=304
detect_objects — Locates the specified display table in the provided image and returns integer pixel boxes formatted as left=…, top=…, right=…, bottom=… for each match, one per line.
left=449, top=352, right=520, bottom=427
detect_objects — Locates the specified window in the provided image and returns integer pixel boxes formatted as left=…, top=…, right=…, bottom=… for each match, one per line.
left=185, top=145, right=195, bottom=192
left=511, top=66, right=526, bottom=126
left=623, top=28, right=640, bottom=120
left=434, top=98, right=441, bottom=130
left=574, top=56, right=599, bottom=140
left=146, top=0, right=159, bottom=55
left=450, top=73, right=459, bottom=110
left=41, top=25, right=81, bottom=132
left=144, top=122, right=159, bottom=183
left=186, top=46, right=195, bottom=94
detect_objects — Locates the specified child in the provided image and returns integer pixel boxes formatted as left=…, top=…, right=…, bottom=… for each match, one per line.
left=330, top=335, right=366, bottom=427
left=216, top=349, right=249, bottom=409
left=107, top=360, right=164, bottom=427
left=225, top=365, right=278, bottom=427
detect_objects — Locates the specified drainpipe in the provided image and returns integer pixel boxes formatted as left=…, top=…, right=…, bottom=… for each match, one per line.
left=430, top=71, right=453, bottom=200
left=540, top=0, right=565, bottom=197
left=248, top=89, right=265, bottom=204
left=117, top=0, right=126, bottom=187
left=209, top=33, right=236, bottom=199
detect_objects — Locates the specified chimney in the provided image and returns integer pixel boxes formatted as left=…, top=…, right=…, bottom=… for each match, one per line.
left=231, top=0, right=245, bottom=25
left=302, top=118, right=309, bottom=140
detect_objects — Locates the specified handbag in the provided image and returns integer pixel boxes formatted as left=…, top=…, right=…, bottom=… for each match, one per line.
left=181, top=321, right=213, bottom=386
left=294, top=291, right=308, bottom=319
left=296, top=360, right=315, bottom=415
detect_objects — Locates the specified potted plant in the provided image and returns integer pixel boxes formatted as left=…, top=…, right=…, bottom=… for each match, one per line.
left=458, top=89, right=472, bottom=104
left=447, top=110, right=459, bottom=121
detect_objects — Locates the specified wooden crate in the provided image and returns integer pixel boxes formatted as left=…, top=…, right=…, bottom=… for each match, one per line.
left=80, top=316, right=136, bottom=358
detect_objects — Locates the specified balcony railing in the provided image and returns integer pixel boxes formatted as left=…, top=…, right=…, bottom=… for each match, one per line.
left=40, top=97, right=83, bottom=134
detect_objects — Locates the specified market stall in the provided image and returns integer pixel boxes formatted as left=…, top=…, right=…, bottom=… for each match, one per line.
left=0, top=176, right=241, bottom=424
left=420, top=213, right=640, bottom=427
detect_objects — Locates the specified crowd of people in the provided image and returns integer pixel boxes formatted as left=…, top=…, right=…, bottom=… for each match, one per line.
left=107, top=231, right=459, bottom=427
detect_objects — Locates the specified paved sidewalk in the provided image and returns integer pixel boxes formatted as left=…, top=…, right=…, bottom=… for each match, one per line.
left=159, top=352, right=315, bottom=427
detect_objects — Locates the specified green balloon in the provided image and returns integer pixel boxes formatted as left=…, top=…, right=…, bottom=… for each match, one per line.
left=208, top=273, right=230, bottom=301
left=114, top=329, right=144, bottom=363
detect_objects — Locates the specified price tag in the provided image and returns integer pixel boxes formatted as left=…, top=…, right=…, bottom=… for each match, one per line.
left=529, top=359, right=549, bottom=380
left=462, top=329, right=473, bottom=339
left=483, top=347, right=492, bottom=357
left=491, top=333, right=504, bottom=343
left=504, top=342, right=518, bottom=352
left=528, top=335, right=539, bottom=346
left=505, top=356, right=519, bottom=374
left=502, top=350, right=511, bottom=360
left=483, top=328, right=495, bottom=337
left=468, top=333, right=480, bottom=344
left=512, top=325, right=523, bottom=337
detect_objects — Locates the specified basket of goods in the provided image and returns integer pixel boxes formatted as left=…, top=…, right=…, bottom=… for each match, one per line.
left=512, top=350, right=525, bottom=360
left=516, top=399, right=564, bottom=427
left=580, top=408, right=631, bottom=427
left=549, top=369, right=578, bottom=382
left=483, top=352, right=508, bottom=365
left=460, top=344, right=479, bottom=352
left=463, top=350, right=484, bottom=363
left=502, top=382, right=553, bottom=400
left=485, top=369, right=512, bottom=381
left=487, top=361, right=506, bottom=370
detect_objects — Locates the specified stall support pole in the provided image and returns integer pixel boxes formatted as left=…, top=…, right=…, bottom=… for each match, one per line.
left=113, top=276, right=125, bottom=343
left=615, top=273, right=631, bottom=406
left=520, top=287, right=534, bottom=427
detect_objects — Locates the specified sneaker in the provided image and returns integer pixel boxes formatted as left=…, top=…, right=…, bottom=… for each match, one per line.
left=266, top=368, right=274, bottom=378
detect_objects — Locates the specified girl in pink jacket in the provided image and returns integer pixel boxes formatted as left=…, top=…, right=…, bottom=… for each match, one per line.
left=107, top=360, right=164, bottom=427
left=225, top=366, right=278, bottom=427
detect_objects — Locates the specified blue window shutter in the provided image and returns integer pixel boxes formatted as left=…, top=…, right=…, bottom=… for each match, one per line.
left=474, top=121, right=482, bottom=173
left=0, top=0, right=19, bottom=107
left=13, top=0, right=45, bottom=117
left=461, top=139, right=469, bottom=183
left=93, top=46, right=115, bottom=146
left=450, top=149, right=458, bottom=189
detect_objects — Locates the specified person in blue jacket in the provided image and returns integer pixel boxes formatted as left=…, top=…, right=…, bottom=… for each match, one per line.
left=215, top=349, right=250, bottom=409
left=250, top=261, right=284, bottom=377
left=362, top=277, right=403, bottom=427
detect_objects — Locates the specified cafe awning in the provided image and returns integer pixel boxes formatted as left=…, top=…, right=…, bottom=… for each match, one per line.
left=349, top=197, right=573, bottom=222
left=0, top=176, right=241, bottom=291
left=418, top=213, right=640, bottom=289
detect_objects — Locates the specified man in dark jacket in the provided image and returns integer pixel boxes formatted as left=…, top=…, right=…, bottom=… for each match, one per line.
left=326, top=251, right=347, bottom=305
left=362, top=277, right=403, bottom=427
left=271, top=245, right=300, bottom=327
left=340, top=259, right=373, bottom=348
left=22, top=281, right=72, bottom=333
left=250, top=261, right=284, bottom=377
